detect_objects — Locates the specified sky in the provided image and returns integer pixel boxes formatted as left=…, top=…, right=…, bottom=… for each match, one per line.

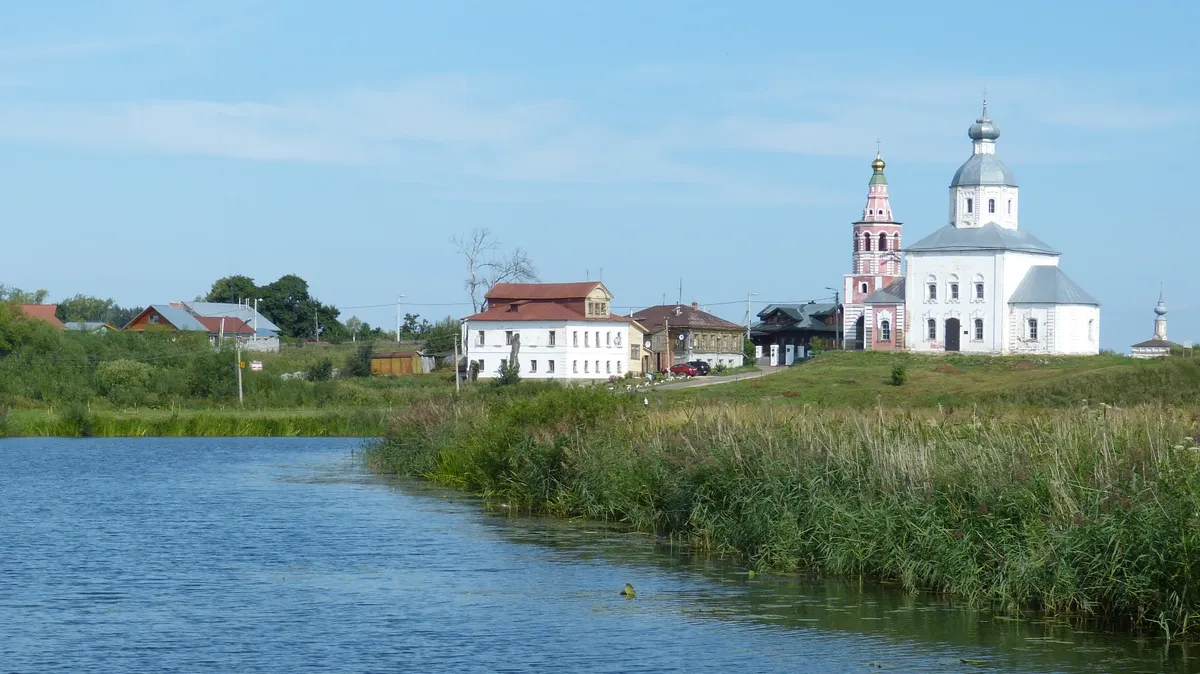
left=1, top=0, right=1197, bottom=351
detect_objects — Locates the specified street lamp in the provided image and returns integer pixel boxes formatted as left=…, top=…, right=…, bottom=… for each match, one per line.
left=745, top=292, right=758, bottom=342
left=825, top=286, right=841, bottom=350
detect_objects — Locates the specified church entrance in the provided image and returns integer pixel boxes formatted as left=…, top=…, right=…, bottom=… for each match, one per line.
left=945, top=318, right=961, bottom=352
left=854, top=316, right=865, bottom=350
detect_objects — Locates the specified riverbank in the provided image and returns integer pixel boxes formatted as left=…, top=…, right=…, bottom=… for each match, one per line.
left=1, top=407, right=392, bottom=437
left=365, top=386, right=1200, bottom=637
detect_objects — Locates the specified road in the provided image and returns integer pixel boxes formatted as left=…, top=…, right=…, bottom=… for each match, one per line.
left=653, top=365, right=785, bottom=391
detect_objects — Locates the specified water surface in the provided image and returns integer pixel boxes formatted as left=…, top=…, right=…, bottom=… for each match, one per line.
left=0, top=438, right=1190, bottom=672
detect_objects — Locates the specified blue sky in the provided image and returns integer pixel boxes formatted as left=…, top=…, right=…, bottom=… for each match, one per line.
left=1, top=0, right=1197, bottom=350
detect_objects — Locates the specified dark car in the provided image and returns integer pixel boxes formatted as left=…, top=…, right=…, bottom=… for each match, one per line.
left=669, top=363, right=699, bottom=376
left=686, top=360, right=711, bottom=375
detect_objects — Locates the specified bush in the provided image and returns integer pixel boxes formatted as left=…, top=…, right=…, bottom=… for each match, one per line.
left=343, top=344, right=373, bottom=378
left=713, top=363, right=728, bottom=375
left=495, top=360, right=521, bottom=386
left=810, top=337, right=826, bottom=354
left=889, top=363, right=908, bottom=386
left=743, top=337, right=757, bottom=364
left=95, top=359, right=157, bottom=408
left=307, top=358, right=334, bottom=382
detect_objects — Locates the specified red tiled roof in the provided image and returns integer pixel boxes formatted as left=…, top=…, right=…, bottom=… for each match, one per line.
left=195, top=317, right=256, bottom=335
left=464, top=302, right=631, bottom=323
left=485, top=282, right=603, bottom=301
left=16, top=305, right=65, bottom=329
left=632, top=304, right=742, bottom=332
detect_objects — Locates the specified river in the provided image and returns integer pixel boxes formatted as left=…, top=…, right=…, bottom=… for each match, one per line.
left=0, top=438, right=1191, bottom=673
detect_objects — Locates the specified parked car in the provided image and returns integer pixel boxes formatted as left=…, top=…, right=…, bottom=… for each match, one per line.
left=669, top=363, right=699, bottom=376
left=686, top=360, right=711, bottom=375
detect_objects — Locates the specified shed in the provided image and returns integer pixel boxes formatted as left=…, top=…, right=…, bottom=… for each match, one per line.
left=370, top=351, right=427, bottom=376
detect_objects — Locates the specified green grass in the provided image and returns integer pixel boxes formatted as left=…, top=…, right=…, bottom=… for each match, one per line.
left=366, top=387, right=1200, bottom=636
left=663, top=351, right=1200, bottom=408
left=2, top=407, right=391, bottom=437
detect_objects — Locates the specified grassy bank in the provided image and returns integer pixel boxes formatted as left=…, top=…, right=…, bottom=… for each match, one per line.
left=367, top=387, right=1200, bottom=636
left=664, top=351, right=1200, bottom=408
left=1, top=407, right=391, bottom=437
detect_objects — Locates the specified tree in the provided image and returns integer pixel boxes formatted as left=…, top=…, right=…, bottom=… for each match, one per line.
left=204, top=275, right=259, bottom=304
left=401, top=312, right=421, bottom=339
left=343, top=344, right=373, bottom=377
left=202, top=274, right=344, bottom=340
left=346, top=316, right=363, bottom=340
left=0, top=285, right=49, bottom=304
left=451, top=228, right=539, bottom=312
left=55, top=294, right=143, bottom=327
left=421, top=316, right=461, bottom=353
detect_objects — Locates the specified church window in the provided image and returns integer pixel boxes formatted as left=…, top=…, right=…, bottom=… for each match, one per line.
left=863, top=233, right=872, bottom=251
left=893, top=233, right=900, bottom=250
left=975, top=282, right=984, bottom=300
left=1028, top=318, right=1039, bottom=341
left=927, top=319, right=937, bottom=341
left=974, top=319, right=984, bottom=341
left=1088, top=319, right=1096, bottom=341
left=879, top=233, right=887, bottom=251
left=927, top=283, right=937, bottom=301
left=966, top=198, right=973, bottom=214
left=881, top=319, right=891, bottom=342
left=860, top=282, right=868, bottom=294
left=573, top=360, right=578, bottom=373
left=1007, top=200, right=1012, bottom=214
left=950, top=283, right=960, bottom=300
left=988, top=198, right=995, bottom=213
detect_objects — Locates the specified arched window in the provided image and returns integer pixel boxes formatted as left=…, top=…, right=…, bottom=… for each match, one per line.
left=863, top=233, right=872, bottom=251
left=1007, top=200, right=1012, bottom=214
left=892, top=233, right=900, bottom=250
left=988, top=198, right=995, bottom=213
left=925, top=274, right=937, bottom=301
left=881, top=319, right=891, bottom=342
left=1088, top=319, right=1096, bottom=341
left=860, top=282, right=868, bottom=294
left=854, top=236, right=860, bottom=252
left=927, top=319, right=937, bottom=341
left=879, top=233, right=887, bottom=251
left=974, top=318, right=984, bottom=341
left=966, top=198, right=973, bottom=214
left=973, top=274, right=985, bottom=300
left=948, top=274, right=960, bottom=301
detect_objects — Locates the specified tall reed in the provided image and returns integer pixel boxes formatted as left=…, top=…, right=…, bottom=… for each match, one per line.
left=367, top=389, right=1200, bottom=636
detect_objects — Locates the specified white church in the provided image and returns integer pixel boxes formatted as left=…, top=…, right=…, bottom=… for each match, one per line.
left=846, top=104, right=1100, bottom=355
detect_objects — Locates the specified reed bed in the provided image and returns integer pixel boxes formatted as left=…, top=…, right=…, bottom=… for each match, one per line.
left=367, top=388, right=1200, bottom=636
left=3, top=407, right=391, bottom=437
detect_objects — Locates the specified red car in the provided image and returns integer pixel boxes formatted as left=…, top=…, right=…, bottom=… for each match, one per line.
left=669, top=363, right=699, bottom=376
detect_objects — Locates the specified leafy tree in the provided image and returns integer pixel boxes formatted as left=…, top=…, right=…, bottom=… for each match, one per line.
left=201, top=274, right=344, bottom=340
left=0, top=303, right=63, bottom=356
left=204, top=275, right=259, bottom=304
left=55, top=294, right=143, bottom=327
left=95, top=359, right=157, bottom=408
left=401, top=312, right=421, bottom=338
left=0, top=285, right=49, bottom=304
left=743, top=337, right=756, bottom=365
left=344, top=344, right=374, bottom=378
left=421, top=316, right=460, bottom=354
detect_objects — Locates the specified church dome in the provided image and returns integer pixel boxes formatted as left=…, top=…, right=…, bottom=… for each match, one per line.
left=968, top=106, right=1000, bottom=141
left=950, top=154, right=1017, bottom=187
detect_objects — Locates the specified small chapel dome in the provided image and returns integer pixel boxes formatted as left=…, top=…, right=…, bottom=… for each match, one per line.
left=1155, top=294, right=1168, bottom=317
left=871, top=154, right=886, bottom=171
left=968, top=105, right=1001, bottom=142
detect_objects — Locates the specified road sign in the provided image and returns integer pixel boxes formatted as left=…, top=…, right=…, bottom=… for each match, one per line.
left=250, top=361, right=263, bottom=372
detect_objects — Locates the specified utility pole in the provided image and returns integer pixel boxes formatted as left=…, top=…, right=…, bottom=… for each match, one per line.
left=395, top=294, right=406, bottom=344
left=677, top=278, right=682, bottom=306
left=236, top=341, right=244, bottom=408
left=664, top=315, right=670, bottom=372
left=454, top=321, right=462, bottom=393
left=745, top=292, right=758, bottom=342
left=253, top=298, right=260, bottom=338
left=825, top=286, right=842, bottom=350
left=314, top=308, right=320, bottom=342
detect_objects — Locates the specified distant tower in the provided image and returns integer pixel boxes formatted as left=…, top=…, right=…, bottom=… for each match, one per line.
left=848, top=150, right=903, bottom=301
left=1153, top=285, right=1169, bottom=341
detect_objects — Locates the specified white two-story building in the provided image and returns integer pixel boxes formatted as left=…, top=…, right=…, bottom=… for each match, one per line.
left=462, top=282, right=650, bottom=381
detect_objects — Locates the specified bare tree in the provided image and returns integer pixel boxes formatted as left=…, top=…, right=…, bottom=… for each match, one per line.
left=452, top=228, right=539, bottom=312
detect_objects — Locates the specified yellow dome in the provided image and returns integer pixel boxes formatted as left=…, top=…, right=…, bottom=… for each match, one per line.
left=871, top=154, right=885, bottom=171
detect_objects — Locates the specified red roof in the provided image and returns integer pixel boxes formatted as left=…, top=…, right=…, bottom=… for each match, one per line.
left=195, top=316, right=256, bottom=335
left=464, top=302, right=632, bottom=323
left=16, top=305, right=65, bottom=329
left=485, top=282, right=604, bottom=301
left=633, top=304, right=742, bottom=332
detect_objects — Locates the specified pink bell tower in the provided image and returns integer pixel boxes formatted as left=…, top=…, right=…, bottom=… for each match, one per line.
left=842, top=149, right=904, bottom=349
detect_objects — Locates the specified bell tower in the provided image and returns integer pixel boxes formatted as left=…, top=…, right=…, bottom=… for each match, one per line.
left=846, top=150, right=903, bottom=304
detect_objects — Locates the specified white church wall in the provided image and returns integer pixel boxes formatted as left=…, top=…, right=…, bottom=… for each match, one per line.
left=951, top=185, right=1019, bottom=229
left=1007, top=304, right=1055, bottom=355
left=1053, top=305, right=1100, bottom=355
left=905, top=251, right=1003, bottom=353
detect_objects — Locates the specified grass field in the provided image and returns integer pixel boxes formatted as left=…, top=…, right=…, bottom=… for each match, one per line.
left=3, top=407, right=391, bottom=437
left=660, top=351, right=1200, bottom=408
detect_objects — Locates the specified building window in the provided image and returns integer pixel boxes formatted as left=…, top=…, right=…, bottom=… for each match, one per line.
left=478, top=359, right=484, bottom=372
left=975, top=283, right=984, bottom=300
left=572, top=360, right=577, bottom=373
left=595, top=332, right=600, bottom=349
left=530, top=360, right=537, bottom=373
left=1007, top=200, right=1012, bottom=214
left=1088, top=319, right=1096, bottom=341
left=988, top=198, right=995, bottom=213
left=615, top=332, right=622, bottom=346
left=617, top=361, right=622, bottom=374
left=606, top=361, right=611, bottom=374
left=974, top=318, right=984, bottom=341
left=500, top=359, right=507, bottom=370
left=966, top=198, right=973, bottom=214
left=860, top=282, right=868, bottom=294
left=477, top=330, right=485, bottom=346
left=505, top=330, right=514, bottom=345
left=548, top=360, right=555, bottom=373
left=880, top=319, right=891, bottom=342
left=149, top=314, right=160, bottom=324
left=1028, top=318, right=1039, bottom=341
left=854, top=236, right=860, bottom=252
left=879, top=233, right=887, bottom=251
left=585, top=332, right=590, bottom=347
left=606, top=332, right=611, bottom=347
left=863, top=233, right=872, bottom=251
left=950, top=283, right=959, bottom=300
left=548, top=330, right=556, bottom=346
left=927, top=319, right=937, bottom=341
left=893, top=233, right=900, bottom=250
left=927, top=283, right=937, bottom=301
left=584, top=361, right=589, bottom=373
left=595, top=360, right=600, bottom=373
left=573, top=331, right=579, bottom=347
